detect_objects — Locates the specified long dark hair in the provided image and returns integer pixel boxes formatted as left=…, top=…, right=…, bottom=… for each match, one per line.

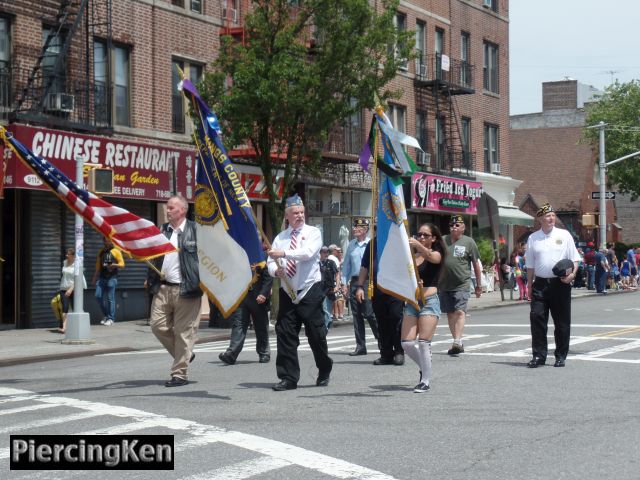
left=419, top=222, right=447, bottom=281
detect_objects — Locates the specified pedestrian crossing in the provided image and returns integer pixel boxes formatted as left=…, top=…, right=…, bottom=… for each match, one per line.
left=0, top=386, right=398, bottom=480
left=101, top=328, right=640, bottom=365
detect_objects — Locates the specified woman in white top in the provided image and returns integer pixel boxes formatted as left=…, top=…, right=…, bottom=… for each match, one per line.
left=58, top=248, right=78, bottom=333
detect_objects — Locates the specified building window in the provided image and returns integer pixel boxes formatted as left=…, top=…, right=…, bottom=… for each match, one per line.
left=222, top=0, right=238, bottom=23
left=93, top=40, right=130, bottom=126
left=435, top=28, right=444, bottom=80
left=483, top=41, right=499, bottom=93
left=482, top=0, right=498, bottom=13
left=460, top=32, right=470, bottom=87
left=461, top=117, right=471, bottom=167
left=0, top=18, right=10, bottom=109
left=415, top=21, right=426, bottom=77
left=484, top=123, right=499, bottom=172
left=436, top=115, right=445, bottom=169
left=394, top=13, right=408, bottom=70
left=190, top=0, right=202, bottom=13
left=388, top=104, right=406, bottom=133
left=415, top=111, right=428, bottom=166
left=344, top=98, right=361, bottom=155
left=172, top=60, right=204, bottom=134
left=42, top=26, right=66, bottom=94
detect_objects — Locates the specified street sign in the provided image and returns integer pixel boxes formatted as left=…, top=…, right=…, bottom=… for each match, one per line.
left=591, top=191, right=615, bottom=200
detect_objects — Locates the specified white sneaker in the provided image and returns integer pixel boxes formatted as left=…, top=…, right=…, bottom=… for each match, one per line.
left=103, top=319, right=114, bottom=326
left=100, top=318, right=107, bottom=325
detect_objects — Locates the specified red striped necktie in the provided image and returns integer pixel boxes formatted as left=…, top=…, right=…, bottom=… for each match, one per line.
left=286, top=229, right=299, bottom=278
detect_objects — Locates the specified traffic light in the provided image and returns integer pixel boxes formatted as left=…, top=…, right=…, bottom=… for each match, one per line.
left=88, top=168, right=114, bottom=195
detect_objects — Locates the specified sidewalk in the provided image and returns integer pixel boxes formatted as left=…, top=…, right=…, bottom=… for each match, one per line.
left=0, top=287, right=612, bottom=367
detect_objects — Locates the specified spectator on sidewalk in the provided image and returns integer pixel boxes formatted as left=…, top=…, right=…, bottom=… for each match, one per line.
left=400, top=223, right=446, bottom=393
left=514, top=248, right=529, bottom=301
left=525, top=203, right=580, bottom=369
left=57, top=248, right=87, bottom=334
left=626, top=246, right=637, bottom=287
left=595, top=247, right=610, bottom=294
left=341, top=217, right=379, bottom=356
left=439, top=214, right=482, bottom=356
left=92, top=237, right=125, bottom=326
left=219, top=245, right=272, bottom=365
left=584, top=242, right=596, bottom=290
left=267, top=194, right=333, bottom=391
left=319, top=245, right=339, bottom=331
left=146, top=195, right=202, bottom=387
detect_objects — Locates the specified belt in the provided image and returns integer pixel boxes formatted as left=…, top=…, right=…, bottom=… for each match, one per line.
left=534, top=277, right=556, bottom=284
left=161, top=280, right=180, bottom=286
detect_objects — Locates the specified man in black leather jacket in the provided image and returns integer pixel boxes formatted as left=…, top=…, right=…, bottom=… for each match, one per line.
left=147, top=194, right=202, bottom=387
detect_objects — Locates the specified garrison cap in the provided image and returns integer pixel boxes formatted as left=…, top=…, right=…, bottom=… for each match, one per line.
left=353, top=217, right=370, bottom=228
left=536, top=203, right=554, bottom=217
left=450, top=214, right=464, bottom=225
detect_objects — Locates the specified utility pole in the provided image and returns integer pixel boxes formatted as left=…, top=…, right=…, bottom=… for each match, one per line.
left=598, top=122, right=606, bottom=250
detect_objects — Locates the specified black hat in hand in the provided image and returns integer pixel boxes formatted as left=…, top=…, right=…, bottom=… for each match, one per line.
left=552, top=259, right=574, bottom=277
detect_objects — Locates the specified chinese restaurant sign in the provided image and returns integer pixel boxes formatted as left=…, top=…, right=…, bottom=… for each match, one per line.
left=1, top=124, right=195, bottom=201
left=410, top=172, right=482, bottom=215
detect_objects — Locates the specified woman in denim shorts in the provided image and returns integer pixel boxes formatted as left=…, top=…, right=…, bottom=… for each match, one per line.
left=401, top=223, right=447, bottom=393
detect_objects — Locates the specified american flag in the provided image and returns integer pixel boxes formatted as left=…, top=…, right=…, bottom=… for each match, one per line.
left=0, top=126, right=176, bottom=260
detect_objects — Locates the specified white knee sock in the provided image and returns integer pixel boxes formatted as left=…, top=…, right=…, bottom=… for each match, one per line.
left=418, top=339, right=432, bottom=385
left=401, top=340, right=420, bottom=369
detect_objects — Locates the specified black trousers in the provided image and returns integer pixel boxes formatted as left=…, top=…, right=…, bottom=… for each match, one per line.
left=530, top=277, right=572, bottom=361
left=372, top=289, right=404, bottom=359
left=275, top=282, right=333, bottom=384
left=348, top=282, right=379, bottom=352
left=226, top=294, right=271, bottom=360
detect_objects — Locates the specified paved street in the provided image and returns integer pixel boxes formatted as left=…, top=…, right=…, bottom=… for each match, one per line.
left=2, top=292, right=639, bottom=479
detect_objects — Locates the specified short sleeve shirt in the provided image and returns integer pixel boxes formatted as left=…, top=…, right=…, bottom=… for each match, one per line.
left=525, top=226, right=581, bottom=278
left=439, top=234, right=479, bottom=291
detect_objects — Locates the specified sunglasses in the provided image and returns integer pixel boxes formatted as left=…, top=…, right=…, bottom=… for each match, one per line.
left=416, top=232, right=432, bottom=238
left=449, top=223, right=462, bottom=228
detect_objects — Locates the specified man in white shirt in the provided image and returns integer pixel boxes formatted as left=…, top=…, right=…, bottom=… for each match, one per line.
left=525, top=203, right=581, bottom=368
left=267, top=194, right=333, bottom=391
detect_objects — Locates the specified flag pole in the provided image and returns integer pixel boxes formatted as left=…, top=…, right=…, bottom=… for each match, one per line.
left=368, top=106, right=384, bottom=299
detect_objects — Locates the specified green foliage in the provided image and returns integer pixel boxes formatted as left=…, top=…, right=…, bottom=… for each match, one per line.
left=476, top=237, right=495, bottom=270
left=583, top=80, right=640, bottom=200
left=199, top=0, right=415, bottom=233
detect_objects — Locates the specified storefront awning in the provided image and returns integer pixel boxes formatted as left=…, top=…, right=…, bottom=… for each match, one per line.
left=497, top=205, right=534, bottom=226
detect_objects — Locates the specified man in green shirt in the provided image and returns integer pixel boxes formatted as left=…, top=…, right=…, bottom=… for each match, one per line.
left=439, top=215, right=482, bottom=355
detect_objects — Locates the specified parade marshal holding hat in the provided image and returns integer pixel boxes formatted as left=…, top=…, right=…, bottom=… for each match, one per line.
left=267, top=194, right=333, bottom=391
left=525, top=203, right=581, bottom=368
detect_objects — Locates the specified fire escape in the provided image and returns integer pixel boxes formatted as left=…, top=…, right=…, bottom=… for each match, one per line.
left=10, top=0, right=113, bottom=132
left=414, top=53, right=475, bottom=177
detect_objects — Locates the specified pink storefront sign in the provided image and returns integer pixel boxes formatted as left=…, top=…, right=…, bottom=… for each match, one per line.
left=410, top=172, right=483, bottom=215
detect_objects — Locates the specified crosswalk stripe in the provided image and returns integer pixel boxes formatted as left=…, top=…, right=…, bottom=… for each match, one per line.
left=179, top=456, right=292, bottom=480
left=465, top=335, right=531, bottom=351
left=0, top=411, right=102, bottom=434
left=0, top=403, right=58, bottom=416
left=581, top=339, right=640, bottom=358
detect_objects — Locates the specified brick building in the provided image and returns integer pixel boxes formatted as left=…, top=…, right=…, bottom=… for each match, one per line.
left=510, top=79, right=628, bottom=247
left=0, top=0, right=520, bottom=329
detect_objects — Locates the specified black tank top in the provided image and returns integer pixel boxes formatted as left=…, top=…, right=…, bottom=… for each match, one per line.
left=417, top=255, right=442, bottom=288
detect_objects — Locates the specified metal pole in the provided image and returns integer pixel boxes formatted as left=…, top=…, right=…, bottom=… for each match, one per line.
left=598, top=122, right=606, bottom=250
left=63, top=156, right=93, bottom=343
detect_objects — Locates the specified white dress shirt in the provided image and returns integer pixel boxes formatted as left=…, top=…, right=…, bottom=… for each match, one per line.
left=161, top=218, right=187, bottom=283
left=267, top=223, right=322, bottom=301
left=525, top=226, right=581, bottom=278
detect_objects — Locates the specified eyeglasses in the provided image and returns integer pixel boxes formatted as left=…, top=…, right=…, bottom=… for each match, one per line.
left=449, top=223, right=462, bottom=228
left=416, top=233, right=432, bottom=238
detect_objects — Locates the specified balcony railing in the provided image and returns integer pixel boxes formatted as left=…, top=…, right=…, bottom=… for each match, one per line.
left=415, top=54, right=475, bottom=94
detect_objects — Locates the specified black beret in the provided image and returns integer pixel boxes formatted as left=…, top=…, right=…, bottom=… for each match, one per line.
left=552, top=259, right=574, bottom=277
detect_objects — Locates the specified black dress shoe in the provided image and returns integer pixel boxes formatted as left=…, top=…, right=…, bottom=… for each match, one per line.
left=190, top=353, right=195, bottom=363
left=316, top=373, right=330, bottom=387
left=258, top=355, right=270, bottom=363
left=348, top=349, right=367, bottom=356
left=272, top=380, right=297, bottom=391
left=393, top=353, right=405, bottom=366
left=373, top=357, right=394, bottom=365
left=218, top=352, right=236, bottom=365
left=527, top=356, right=545, bottom=368
left=553, top=358, right=566, bottom=367
left=165, top=377, right=189, bottom=387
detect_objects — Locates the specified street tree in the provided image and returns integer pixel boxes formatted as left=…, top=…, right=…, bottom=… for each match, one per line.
left=584, top=80, right=640, bottom=200
left=199, top=0, right=414, bottom=233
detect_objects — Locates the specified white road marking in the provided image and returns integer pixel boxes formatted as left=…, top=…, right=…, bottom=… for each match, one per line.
left=180, top=456, right=292, bottom=480
left=0, top=403, right=58, bottom=415
left=581, top=339, right=640, bottom=358
left=0, top=411, right=102, bottom=434
left=465, top=335, right=531, bottom=351
left=0, top=387, right=399, bottom=480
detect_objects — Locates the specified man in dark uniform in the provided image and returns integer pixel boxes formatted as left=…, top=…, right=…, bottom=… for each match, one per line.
left=525, top=203, right=581, bottom=368
left=219, top=246, right=273, bottom=365
left=267, top=194, right=333, bottom=391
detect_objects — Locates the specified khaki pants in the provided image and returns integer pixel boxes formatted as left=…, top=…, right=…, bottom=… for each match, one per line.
left=150, top=285, right=201, bottom=380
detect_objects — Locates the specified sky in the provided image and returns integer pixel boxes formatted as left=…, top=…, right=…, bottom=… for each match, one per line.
left=509, top=0, right=640, bottom=115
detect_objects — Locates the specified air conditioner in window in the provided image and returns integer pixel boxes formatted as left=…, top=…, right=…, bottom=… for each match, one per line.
left=416, top=151, right=431, bottom=166
left=490, top=163, right=501, bottom=174
left=482, top=0, right=492, bottom=8
left=222, top=8, right=238, bottom=23
left=44, top=93, right=75, bottom=113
